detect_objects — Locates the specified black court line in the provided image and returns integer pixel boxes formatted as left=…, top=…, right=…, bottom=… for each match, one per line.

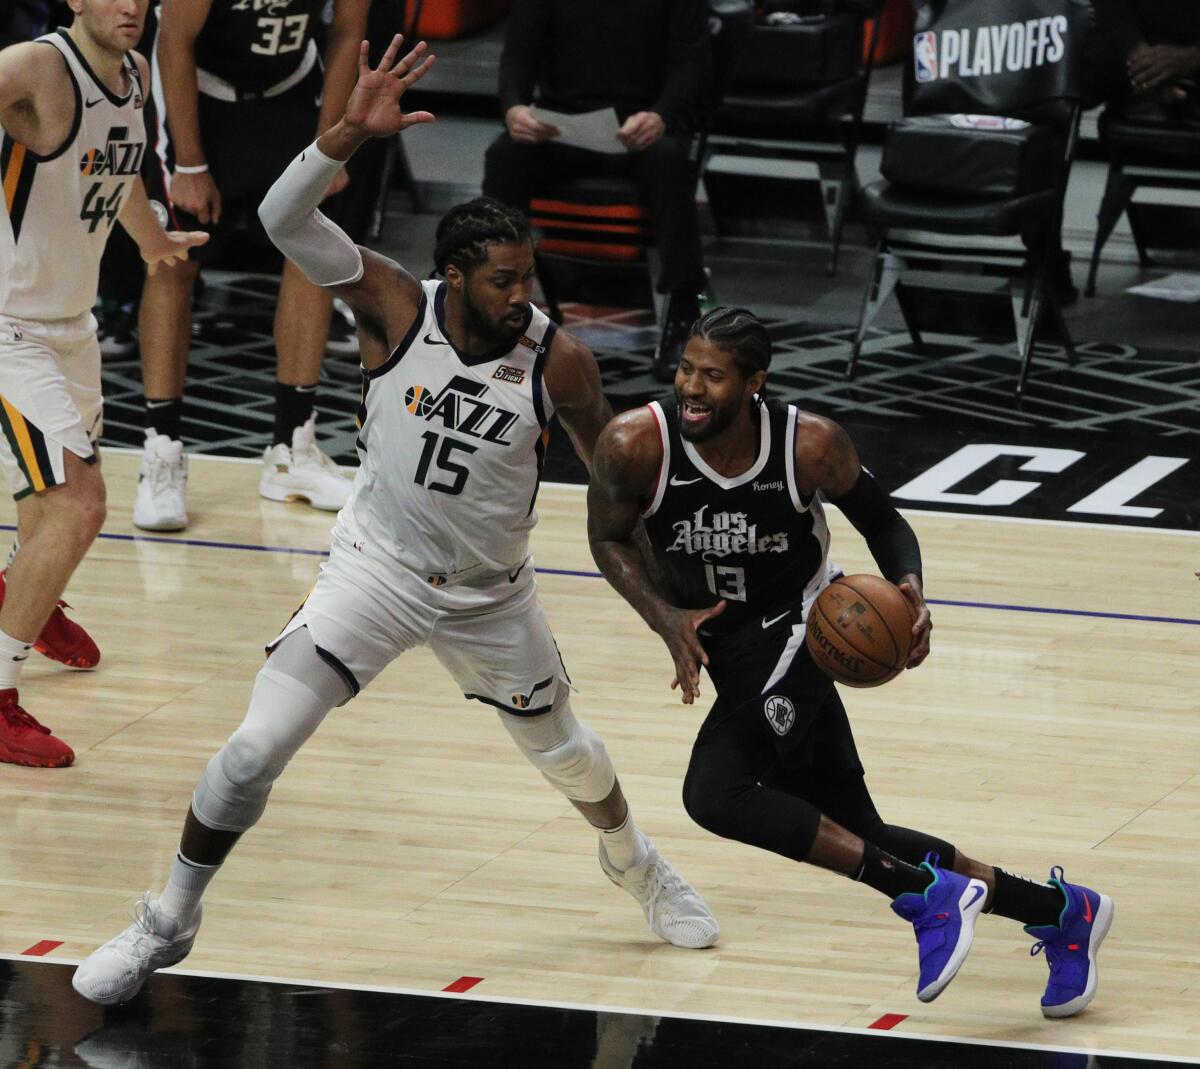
left=3, top=958, right=1195, bottom=1069
left=30, top=524, right=1199, bottom=629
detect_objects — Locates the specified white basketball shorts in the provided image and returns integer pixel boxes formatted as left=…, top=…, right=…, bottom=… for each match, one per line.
left=0, top=311, right=102, bottom=499
left=269, top=524, right=572, bottom=715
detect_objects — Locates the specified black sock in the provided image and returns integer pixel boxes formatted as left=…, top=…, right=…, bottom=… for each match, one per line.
left=145, top=397, right=183, bottom=441
left=854, top=842, right=935, bottom=899
left=274, top=382, right=316, bottom=446
left=986, top=867, right=1064, bottom=928
left=666, top=289, right=701, bottom=329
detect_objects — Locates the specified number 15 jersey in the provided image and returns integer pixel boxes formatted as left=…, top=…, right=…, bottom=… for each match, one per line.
left=342, top=279, right=557, bottom=577
left=2, top=31, right=145, bottom=321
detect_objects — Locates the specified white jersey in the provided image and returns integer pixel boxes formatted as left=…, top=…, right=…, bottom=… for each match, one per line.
left=1, top=30, right=146, bottom=320
left=340, top=279, right=558, bottom=576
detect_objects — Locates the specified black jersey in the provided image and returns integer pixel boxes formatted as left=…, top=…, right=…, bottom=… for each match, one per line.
left=194, top=0, right=326, bottom=95
left=640, top=396, right=837, bottom=637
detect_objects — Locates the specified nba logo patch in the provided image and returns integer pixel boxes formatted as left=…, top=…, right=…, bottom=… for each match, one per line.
left=914, top=31, right=938, bottom=82
left=764, top=694, right=795, bottom=736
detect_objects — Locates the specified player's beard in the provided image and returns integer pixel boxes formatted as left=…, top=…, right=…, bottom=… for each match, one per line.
left=463, top=292, right=527, bottom=351
left=676, top=388, right=742, bottom=443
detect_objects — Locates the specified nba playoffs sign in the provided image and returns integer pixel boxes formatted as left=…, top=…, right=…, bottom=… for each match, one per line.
left=910, top=0, right=1090, bottom=112
left=914, top=17, right=1067, bottom=82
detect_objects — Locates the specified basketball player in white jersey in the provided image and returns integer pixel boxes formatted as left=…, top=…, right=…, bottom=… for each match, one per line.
left=73, top=36, right=718, bottom=1005
left=0, top=0, right=207, bottom=767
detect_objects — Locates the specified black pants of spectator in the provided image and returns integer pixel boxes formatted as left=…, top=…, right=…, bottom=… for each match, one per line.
left=482, top=132, right=706, bottom=295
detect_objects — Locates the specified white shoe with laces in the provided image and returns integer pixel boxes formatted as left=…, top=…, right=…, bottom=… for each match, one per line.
left=132, top=432, right=188, bottom=532
left=72, top=894, right=202, bottom=1006
left=599, top=831, right=719, bottom=949
left=259, top=414, right=352, bottom=512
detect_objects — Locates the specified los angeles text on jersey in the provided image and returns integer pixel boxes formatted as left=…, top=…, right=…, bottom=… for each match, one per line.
left=913, top=17, right=1066, bottom=82
left=404, top=375, right=519, bottom=445
left=668, top=505, right=789, bottom=559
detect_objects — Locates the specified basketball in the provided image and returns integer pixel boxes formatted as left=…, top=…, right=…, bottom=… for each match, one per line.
left=805, top=574, right=916, bottom=688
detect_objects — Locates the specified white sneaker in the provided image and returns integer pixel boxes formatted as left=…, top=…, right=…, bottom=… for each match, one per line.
left=599, top=831, right=720, bottom=949
left=132, top=432, right=188, bottom=532
left=72, top=895, right=201, bottom=1005
left=258, top=414, right=351, bottom=512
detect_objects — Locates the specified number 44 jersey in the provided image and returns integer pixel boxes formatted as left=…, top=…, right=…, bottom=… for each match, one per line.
left=2, top=31, right=145, bottom=321
left=640, top=395, right=839, bottom=638
left=343, top=279, right=558, bottom=577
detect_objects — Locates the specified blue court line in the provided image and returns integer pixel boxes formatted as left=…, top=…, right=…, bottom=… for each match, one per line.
left=10, top=525, right=1197, bottom=628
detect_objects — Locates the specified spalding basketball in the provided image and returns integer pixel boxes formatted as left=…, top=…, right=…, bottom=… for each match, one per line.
left=805, top=574, right=916, bottom=688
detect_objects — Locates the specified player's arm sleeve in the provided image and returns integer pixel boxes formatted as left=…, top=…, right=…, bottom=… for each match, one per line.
left=828, top=468, right=923, bottom=585
left=257, top=142, right=363, bottom=287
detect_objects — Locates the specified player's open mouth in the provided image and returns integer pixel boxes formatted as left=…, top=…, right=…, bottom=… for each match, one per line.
left=681, top=401, right=711, bottom=423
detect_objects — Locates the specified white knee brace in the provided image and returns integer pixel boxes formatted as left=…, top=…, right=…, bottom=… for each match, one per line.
left=191, top=629, right=349, bottom=832
left=499, top=689, right=616, bottom=804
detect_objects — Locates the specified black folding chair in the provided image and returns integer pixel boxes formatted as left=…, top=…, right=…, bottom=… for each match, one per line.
left=848, top=0, right=1092, bottom=397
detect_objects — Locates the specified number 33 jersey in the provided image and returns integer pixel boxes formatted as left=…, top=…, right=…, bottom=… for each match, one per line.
left=2, top=31, right=145, bottom=321
left=640, top=396, right=839, bottom=638
left=343, top=279, right=558, bottom=576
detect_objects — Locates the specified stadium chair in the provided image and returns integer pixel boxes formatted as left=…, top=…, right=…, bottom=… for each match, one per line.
left=1084, top=95, right=1200, bottom=297
left=704, top=0, right=885, bottom=275
left=847, top=0, right=1093, bottom=398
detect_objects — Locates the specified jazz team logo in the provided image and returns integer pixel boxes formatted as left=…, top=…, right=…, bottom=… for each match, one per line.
left=404, top=376, right=519, bottom=446
left=914, top=31, right=938, bottom=82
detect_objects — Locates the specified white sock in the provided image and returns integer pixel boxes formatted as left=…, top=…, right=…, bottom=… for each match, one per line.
left=600, top=811, right=647, bottom=871
left=0, top=628, right=32, bottom=690
left=158, top=852, right=220, bottom=924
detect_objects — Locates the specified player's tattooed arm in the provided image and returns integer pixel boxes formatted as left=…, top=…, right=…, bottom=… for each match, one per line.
left=541, top=331, right=612, bottom=473
left=588, top=411, right=724, bottom=704
left=800, top=414, right=932, bottom=667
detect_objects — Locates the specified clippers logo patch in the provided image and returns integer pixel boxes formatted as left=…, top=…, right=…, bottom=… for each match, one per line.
left=493, top=364, right=526, bottom=385
left=764, top=694, right=796, bottom=736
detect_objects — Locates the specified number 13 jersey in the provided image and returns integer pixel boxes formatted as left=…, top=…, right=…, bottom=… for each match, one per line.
left=342, top=279, right=557, bottom=576
left=640, top=395, right=838, bottom=637
left=2, top=30, right=145, bottom=321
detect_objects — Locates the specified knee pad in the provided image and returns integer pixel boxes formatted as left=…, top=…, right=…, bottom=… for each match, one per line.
left=191, top=656, right=338, bottom=833
left=501, top=692, right=616, bottom=804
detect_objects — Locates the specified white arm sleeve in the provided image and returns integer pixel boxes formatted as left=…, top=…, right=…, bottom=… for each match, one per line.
left=258, top=141, right=364, bottom=287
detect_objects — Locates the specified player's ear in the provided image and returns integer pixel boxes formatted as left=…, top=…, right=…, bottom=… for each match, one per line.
left=444, top=264, right=463, bottom=291
left=746, top=369, right=767, bottom=397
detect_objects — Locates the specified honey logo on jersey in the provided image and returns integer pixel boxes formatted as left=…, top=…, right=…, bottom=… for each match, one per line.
left=78, top=126, right=144, bottom=178
left=404, top=375, right=519, bottom=446
left=667, top=504, right=789, bottom=560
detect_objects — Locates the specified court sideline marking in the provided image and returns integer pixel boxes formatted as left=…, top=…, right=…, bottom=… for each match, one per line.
left=2, top=953, right=1196, bottom=1066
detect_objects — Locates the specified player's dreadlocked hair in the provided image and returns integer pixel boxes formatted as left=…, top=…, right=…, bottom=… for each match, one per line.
left=433, top=197, right=531, bottom=276
left=689, top=306, right=772, bottom=379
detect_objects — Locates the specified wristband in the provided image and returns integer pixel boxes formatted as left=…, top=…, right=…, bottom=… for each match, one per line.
left=174, top=163, right=209, bottom=175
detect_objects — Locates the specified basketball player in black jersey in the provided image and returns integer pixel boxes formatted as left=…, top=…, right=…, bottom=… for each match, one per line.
left=131, top=0, right=370, bottom=532
left=588, top=306, right=1113, bottom=1018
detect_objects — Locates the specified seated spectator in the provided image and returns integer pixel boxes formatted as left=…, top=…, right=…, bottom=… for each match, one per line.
left=1092, top=0, right=1200, bottom=112
left=482, top=0, right=710, bottom=380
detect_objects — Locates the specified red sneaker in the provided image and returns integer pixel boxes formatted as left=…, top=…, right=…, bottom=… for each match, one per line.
left=0, top=570, right=100, bottom=669
left=0, top=689, right=74, bottom=767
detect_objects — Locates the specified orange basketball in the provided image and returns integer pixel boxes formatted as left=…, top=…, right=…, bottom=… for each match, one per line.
left=805, top=574, right=916, bottom=688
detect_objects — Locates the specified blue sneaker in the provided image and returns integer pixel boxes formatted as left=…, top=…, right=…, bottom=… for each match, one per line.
left=890, top=853, right=988, bottom=1002
left=1026, top=866, right=1114, bottom=1018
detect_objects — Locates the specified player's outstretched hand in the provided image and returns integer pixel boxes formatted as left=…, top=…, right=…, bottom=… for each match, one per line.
left=898, top=581, right=932, bottom=668
left=654, top=600, right=726, bottom=705
left=141, top=230, right=210, bottom=276
left=344, top=35, right=436, bottom=139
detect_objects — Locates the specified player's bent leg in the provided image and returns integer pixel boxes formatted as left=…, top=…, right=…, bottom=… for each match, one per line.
left=498, top=690, right=719, bottom=949
left=72, top=628, right=351, bottom=1005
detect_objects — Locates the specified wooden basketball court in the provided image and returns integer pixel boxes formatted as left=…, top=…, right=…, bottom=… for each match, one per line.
left=2, top=449, right=1197, bottom=1063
